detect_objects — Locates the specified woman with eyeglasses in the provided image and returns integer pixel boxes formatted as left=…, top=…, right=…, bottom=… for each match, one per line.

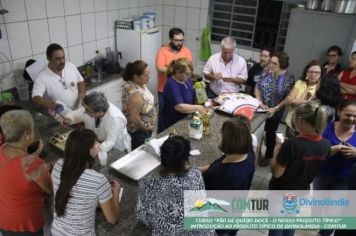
left=51, top=129, right=120, bottom=236
left=122, top=60, right=156, bottom=150
left=136, top=135, right=214, bottom=235
left=159, top=58, right=206, bottom=132
left=255, top=52, right=295, bottom=167
left=285, top=60, right=324, bottom=137
left=323, top=45, right=343, bottom=76
left=269, top=101, right=330, bottom=236
left=339, top=51, right=356, bottom=100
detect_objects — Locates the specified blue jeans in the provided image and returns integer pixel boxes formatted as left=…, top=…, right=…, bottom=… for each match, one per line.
left=313, top=174, right=348, bottom=236
left=157, top=92, right=165, bottom=133
left=313, top=174, right=349, bottom=191
left=268, top=229, right=295, bottom=236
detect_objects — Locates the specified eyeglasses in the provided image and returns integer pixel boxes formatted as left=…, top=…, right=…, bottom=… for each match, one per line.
left=59, top=77, right=68, bottom=89
left=307, top=70, right=321, bottom=75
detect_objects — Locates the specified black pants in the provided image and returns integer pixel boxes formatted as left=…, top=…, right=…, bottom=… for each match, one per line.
left=0, top=228, right=43, bottom=236
left=130, top=130, right=152, bottom=150
left=264, top=111, right=283, bottom=159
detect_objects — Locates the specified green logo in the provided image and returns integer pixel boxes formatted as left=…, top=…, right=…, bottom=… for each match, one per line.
left=190, top=200, right=228, bottom=213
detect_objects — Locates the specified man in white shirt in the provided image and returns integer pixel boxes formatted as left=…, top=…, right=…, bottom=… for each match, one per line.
left=32, top=43, right=86, bottom=111
left=62, top=92, right=131, bottom=153
left=203, top=37, right=248, bottom=97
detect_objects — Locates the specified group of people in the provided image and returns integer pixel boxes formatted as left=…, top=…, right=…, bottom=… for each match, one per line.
left=1, top=23, right=356, bottom=236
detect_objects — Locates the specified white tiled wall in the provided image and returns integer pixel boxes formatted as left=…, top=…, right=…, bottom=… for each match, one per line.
left=0, top=0, right=258, bottom=90
left=0, top=0, right=163, bottom=90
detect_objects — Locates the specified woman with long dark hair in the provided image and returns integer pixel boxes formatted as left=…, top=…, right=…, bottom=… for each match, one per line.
left=51, top=129, right=120, bottom=236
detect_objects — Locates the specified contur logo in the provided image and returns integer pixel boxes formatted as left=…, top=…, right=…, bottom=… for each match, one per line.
left=189, top=198, right=229, bottom=213
left=280, top=193, right=300, bottom=214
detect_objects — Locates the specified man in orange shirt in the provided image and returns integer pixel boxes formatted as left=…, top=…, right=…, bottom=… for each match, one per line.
left=156, top=28, right=192, bottom=132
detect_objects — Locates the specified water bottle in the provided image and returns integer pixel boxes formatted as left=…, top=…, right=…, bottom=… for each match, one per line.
left=189, top=113, right=203, bottom=140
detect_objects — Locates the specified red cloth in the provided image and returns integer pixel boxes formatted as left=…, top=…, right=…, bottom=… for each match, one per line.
left=0, top=146, right=46, bottom=232
left=340, top=70, right=356, bottom=100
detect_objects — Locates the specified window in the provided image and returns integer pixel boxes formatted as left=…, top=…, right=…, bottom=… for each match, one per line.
left=210, top=0, right=294, bottom=51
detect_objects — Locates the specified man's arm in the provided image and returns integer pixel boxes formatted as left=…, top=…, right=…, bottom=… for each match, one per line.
left=32, top=96, right=56, bottom=110
left=340, top=82, right=356, bottom=95
left=222, top=76, right=246, bottom=84
left=78, top=81, right=86, bottom=99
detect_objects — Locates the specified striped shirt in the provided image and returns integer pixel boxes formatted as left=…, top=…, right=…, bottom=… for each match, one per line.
left=51, top=159, right=112, bottom=236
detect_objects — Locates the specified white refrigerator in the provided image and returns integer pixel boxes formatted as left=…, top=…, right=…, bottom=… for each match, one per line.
left=116, top=27, right=162, bottom=102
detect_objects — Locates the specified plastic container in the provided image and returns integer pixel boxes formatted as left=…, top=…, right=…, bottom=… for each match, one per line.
left=133, top=18, right=141, bottom=31
left=189, top=115, right=203, bottom=140
left=143, top=12, right=156, bottom=28
left=141, top=16, right=150, bottom=30
left=16, top=83, right=30, bottom=101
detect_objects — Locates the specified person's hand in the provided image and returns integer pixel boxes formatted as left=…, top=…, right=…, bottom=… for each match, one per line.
left=267, top=106, right=279, bottom=117
left=340, top=143, right=356, bottom=158
left=197, top=106, right=208, bottom=114
left=110, top=180, right=121, bottom=195
left=47, top=101, right=57, bottom=110
left=61, top=117, right=72, bottom=126
left=222, top=77, right=234, bottom=83
left=200, top=81, right=206, bottom=89
left=215, top=73, right=222, bottom=80
left=33, top=139, right=45, bottom=156
left=259, top=104, right=269, bottom=110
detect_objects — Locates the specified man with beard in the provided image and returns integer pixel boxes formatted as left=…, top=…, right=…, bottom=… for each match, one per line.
left=203, top=37, right=248, bottom=97
left=32, top=43, right=85, bottom=112
left=246, top=47, right=272, bottom=96
left=156, top=28, right=192, bottom=132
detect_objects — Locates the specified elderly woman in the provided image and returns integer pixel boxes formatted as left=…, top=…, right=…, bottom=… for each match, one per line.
left=0, top=110, right=52, bottom=236
left=122, top=60, right=156, bottom=149
left=159, top=58, right=206, bottom=132
left=62, top=91, right=131, bottom=153
left=51, top=129, right=120, bottom=235
left=255, top=52, right=295, bottom=166
left=269, top=101, right=330, bottom=236
left=339, top=51, right=356, bottom=100
left=136, top=135, right=213, bottom=235
left=285, top=60, right=324, bottom=136
left=323, top=45, right=343, bottom=76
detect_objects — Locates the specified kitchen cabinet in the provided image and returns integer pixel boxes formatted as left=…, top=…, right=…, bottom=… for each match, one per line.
left=87, top=78, right=124, bottom=110
left=284, top=8, right=356, bottom=76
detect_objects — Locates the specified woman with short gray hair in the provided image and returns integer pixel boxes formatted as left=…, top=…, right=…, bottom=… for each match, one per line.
left=62, top=92, right=131, bottom=154
left=82, top=92, right=109, bottom=113
left=0, top=110, right=52, bottom=236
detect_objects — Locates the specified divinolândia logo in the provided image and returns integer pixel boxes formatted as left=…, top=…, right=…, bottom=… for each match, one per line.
left=280, top=193, right=300, bottom=214
left=189, top=198, right=269, bottom=213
